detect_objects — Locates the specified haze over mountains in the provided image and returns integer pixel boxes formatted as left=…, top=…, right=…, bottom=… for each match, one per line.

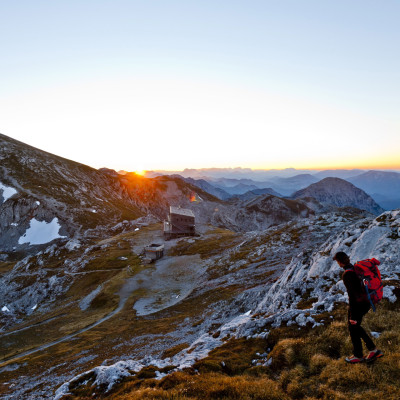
left=147, top=167, right=400, bottom=210
left=0, top=132, right=399, bottom=399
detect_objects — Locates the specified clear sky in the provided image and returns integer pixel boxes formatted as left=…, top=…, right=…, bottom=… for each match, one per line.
left=1, top=1, right=399, bottom=172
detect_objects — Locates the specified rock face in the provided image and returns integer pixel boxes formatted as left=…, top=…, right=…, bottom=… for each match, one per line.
left=245, top=209, right=400, bottom=332
left=292, top=177, right=385, bottom=215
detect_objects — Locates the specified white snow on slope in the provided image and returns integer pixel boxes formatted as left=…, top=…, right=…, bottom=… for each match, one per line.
left=0, top=182, right=17, bottom=203
left=18, top=218, right=65, bottom=245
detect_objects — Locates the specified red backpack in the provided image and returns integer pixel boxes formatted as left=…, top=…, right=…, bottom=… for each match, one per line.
left=353, top=258, right=383, bottom=312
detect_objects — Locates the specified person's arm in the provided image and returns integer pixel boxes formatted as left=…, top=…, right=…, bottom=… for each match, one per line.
left=343, top=270, right=360, bottom=321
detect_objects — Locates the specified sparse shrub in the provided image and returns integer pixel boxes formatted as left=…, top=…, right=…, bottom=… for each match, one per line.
left=313, top=321, right=346, bottom=359
left=376, top=215, right=387, bottom=223
left=268, top=338, right=310, bottom=371
left=136, top=366, right=158, bottom=380
left=319, top=360, right=374, bottom=390
left=162, top=343, right=190, bottom=359
left=309, top=353, right=331, bottom=375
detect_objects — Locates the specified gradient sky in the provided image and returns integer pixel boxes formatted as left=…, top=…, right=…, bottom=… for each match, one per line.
left=1, top=1, right=399, bottom=172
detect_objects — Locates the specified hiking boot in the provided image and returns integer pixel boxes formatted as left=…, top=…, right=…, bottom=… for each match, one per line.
left=365, top=349, right=384, bottom=363
left=345, top=355, right=364, bottom=364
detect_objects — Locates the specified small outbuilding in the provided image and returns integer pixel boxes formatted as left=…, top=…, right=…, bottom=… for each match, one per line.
left=144, top=243, right=165, bottom=261
left=164, top=206, right=195, bottom=240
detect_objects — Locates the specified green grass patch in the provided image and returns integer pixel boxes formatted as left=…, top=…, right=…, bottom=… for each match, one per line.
left=168, top=230, right=239, bottom=259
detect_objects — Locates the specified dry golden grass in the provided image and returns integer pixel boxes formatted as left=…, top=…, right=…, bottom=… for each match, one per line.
left=62, top=297, right=400, bottom=400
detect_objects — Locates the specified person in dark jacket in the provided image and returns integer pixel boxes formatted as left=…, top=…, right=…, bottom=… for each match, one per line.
left=333, top=251, right=383, bottom=363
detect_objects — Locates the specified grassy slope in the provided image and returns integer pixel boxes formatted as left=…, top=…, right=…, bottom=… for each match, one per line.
left=62, top=298, right=400, bottom=400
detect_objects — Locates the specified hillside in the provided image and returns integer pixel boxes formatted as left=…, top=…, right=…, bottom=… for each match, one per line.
left=0, top=133, right=222, bottom=253
left=0, top=202, right=372, bottom=398
left=52, top=209, right=400, bottom=400
left=292, top=177, right=384, bottom=215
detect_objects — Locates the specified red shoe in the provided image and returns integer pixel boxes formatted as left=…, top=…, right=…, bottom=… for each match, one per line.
left=345, top=355, right=364, bottom=363
left=365, top=349, right=384, bottom=363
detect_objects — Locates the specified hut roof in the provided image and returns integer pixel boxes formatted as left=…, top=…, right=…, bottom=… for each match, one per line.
left=170, top=206, right=195, bottom=218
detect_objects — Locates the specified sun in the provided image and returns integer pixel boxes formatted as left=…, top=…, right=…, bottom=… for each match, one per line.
left=134, top=169, right=147, bottom=176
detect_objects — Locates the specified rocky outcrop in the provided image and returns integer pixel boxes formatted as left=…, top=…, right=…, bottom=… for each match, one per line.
left=241, top=209, right=400, bottom=335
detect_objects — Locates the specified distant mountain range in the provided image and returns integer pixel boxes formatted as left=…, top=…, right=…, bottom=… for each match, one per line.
left=150, top=168, right=400, bottom=210
left=347, top=171, right=400, bottom=210
left=0, top=131, right=397, bottom=256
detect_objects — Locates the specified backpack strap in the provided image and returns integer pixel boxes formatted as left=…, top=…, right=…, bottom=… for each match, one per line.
left=363, top=281, right=376, bottom=312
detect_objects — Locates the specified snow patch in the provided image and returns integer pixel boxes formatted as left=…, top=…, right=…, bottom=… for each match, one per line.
left=18, top=218, right=66, bottom=245
left=2, top=306, right=10, bottom=312
left=0, top=182, right=17, bottom=202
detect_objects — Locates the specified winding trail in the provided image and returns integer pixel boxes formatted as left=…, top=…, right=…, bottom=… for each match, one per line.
left=0, top=294, right=126, bottom=367
left=0, top=254, right=205, bottom=367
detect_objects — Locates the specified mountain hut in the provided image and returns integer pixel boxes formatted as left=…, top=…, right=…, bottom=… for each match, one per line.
left=164, top=206, right=195, bottom=239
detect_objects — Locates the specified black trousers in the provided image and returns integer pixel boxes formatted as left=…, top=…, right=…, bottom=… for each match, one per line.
left=348, top=303, right=376, bottom=358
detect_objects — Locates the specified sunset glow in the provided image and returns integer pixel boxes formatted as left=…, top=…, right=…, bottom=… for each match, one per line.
left=1, top=1, right=399, bottom=172
left=134, top=170, right=147, bottom=177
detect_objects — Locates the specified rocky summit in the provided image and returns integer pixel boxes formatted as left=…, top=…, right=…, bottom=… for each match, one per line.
left=291, top=177, right=385, bottom=215
left=0, top=134, right=399, bottom=400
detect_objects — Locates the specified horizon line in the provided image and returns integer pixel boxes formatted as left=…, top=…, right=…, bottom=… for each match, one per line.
left=131, top=166, right=400, bottom=173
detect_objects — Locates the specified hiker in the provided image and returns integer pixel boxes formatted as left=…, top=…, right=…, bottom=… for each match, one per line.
left=333, top=251, right=383, bottom=363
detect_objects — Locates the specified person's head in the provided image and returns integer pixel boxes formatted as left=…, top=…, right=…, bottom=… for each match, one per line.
left=333, top=251, right=350, bottom=268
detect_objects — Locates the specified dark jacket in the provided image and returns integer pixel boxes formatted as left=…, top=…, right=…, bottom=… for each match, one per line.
left=342, top=264, right=369, bottom=320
